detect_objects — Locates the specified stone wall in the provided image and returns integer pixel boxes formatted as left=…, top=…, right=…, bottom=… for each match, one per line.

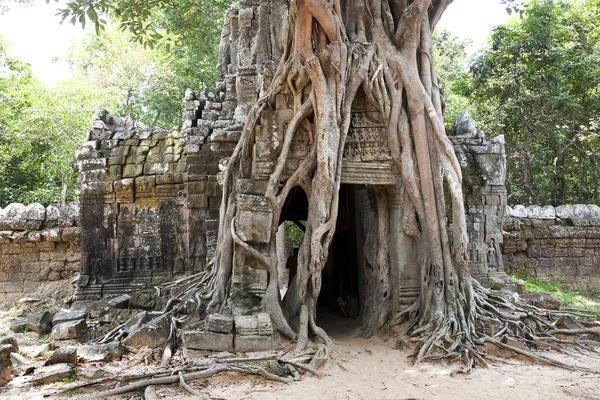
left=0, top=203, right=80, bottom=303
left=449, top=112, right=508, bottom=287
left=503, top=204, right=600, bottom=289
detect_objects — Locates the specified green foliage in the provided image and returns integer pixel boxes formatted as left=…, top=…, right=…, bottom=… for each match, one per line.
left=66, top=26, right=188, bottom=128
left=50, top=0, right=233, bottom=88
left=468, top=0, right=600, bottom=206
left=285, top=221, right=305, bottom=251
left=0, top=36, right=111, bottom=206
left=433, top=29, right=473, bottom=128
left=510, top=276, right=600, bottom=315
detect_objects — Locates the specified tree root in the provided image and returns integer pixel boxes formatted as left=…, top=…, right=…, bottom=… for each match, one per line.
left=83, top=363, right=293, bottom=399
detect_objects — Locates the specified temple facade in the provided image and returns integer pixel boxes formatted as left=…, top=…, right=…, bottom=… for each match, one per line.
left=74, top=0, right=508, bottom=319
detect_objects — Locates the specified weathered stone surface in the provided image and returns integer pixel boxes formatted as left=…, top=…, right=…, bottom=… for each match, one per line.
left=520, top=292, right=561, bottom=310
left=52, top=310, right=88, bottom=325
left=0, top=344, right=13, bottom=385
left=45, top=347, right=77, bottom=366
left=234, top=313, right=273, bottom=337
left=9, top=320, right=27, bottom=333
left=31, top=363, right=73, bottom=385
left=0, top=336, right=18, bottom=353
left=22, top=343, right=52, bottom=359
left=235, top=335, right=273, bottom=352
left=122, top=313, right=171, bottom=349
left=206, top=314, right=233, bottom=334
left=77, top=342, right=122, bottom=362
left=78, top=367, right=103, bottom=380
left=27, top=311, right=53, bottom=334
left=51, top=319, right=87, bottom=340
left=182, top=331, right=234, bottom=352
left=526, top=205, right=556, bottom=220
left=107, top=294, right=131, bottom=309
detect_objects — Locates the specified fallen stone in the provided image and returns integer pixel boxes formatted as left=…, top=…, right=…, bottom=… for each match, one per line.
left=107, top=294, right=131, bottom=309
left=51, top=319, right=87, bottom=340
left=123, top=313, right=171, bottom=349
left=128, top=291, right=157, bottom=310
left=78, top=367, right=102, bottom=380
left=45, top=347, right=77, bottom=366
left=520, top=292, right=561, bottom=310
left=235, top=335, right=273, bottom=352
left=22, top=343, right=52, bottom=359
left=26, top=311, right=53, bottom=334
left=78, top=342, right=122, bottom=362
left=52, top=310, right=88, bottom=325
left=234, top=313, right=273, bottom=336
left=9, top=320, right=28, bottom=333
left=0, top=336, right=18, bottom=353
left=555, top=315, right=584, bottom=330
left=0, top=344, right=13, bottom=386
left=182, top=331, right=234, bottom=352
left=206, top=314, right=233, bottom=334
left=31, top=363, right=73, bottom=385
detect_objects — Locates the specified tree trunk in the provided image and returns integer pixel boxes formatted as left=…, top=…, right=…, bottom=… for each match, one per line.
left=196, top=0, right=554, bottom=368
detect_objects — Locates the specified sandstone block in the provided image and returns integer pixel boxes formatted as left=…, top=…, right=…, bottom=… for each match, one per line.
left=27, top=311, right=53, bottom=334
left=51, top=319, right=87, bottom=340
left=45, top=346, right=77, bottom=366
left=31, top=363, right=73, bottom=385
left=78, top=342, right=122, bottom=362
left=182, top=331, right=234, bottom=352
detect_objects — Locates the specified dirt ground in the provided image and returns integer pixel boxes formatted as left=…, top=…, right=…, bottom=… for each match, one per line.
left=1, top=312, right=600, bottom=400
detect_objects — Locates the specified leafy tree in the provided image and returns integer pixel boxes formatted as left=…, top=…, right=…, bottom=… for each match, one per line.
left=433, top=29, right=473, bottom=127
left=50, top=0, right=233, bottom=89
left=0, top=36, right=113, bottom=205
left=66, top=26, right=186, bottom=128
left=469, top=0, right=600, bottom=205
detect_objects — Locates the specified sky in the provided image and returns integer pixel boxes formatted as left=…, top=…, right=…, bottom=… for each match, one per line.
left=0, top=0, right=511, bottom=83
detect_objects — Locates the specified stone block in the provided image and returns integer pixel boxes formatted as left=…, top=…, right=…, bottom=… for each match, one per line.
left=123, top=313, right=171, bottom=349
left=61, top=227, right=81, bottom=242
left=135, top=176, right=156, bottom=193
left=77, top=342, right=122, bottom=362
left=206, top=314, right=233, bottom=334
left=31, top=364, right=73, bottom=385
left=114, top=178, right=134, bottom=200
left=187, top=194, right=209, bottom=209
left=0, top=344, right=13, bottom=385
left=235, top=335, right=273, bottom=352
left=45, top=347, right=77, bottom=366
left=182, top=331, right=234, bottom=352
left=122, top=164, right=143, bottom=178
left=27, top=311, right=53, bottom=334
left=51, top=319, right=87, bottom=340
left=234, top=313, right=273, bottom=337
left=53, top=310, right=89, bottom=325
left=144, top=163, right=170, bottom=175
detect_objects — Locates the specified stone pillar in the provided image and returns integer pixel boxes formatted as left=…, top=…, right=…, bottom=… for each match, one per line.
left=450, top=112, right=509, bottom=287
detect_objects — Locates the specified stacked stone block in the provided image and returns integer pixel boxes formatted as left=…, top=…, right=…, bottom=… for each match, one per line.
left=503, top=204, right=600, bottom=289
left=450, top=112, right=508, bottom=286
left=0, top=203, right=80, bottom=302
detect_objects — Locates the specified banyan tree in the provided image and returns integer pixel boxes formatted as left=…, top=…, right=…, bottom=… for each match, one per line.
left=73, top=1, right=600, bottom=386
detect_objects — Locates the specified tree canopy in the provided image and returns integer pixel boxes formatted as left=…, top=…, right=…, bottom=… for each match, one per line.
left=468, top=0, right=600, bottom=205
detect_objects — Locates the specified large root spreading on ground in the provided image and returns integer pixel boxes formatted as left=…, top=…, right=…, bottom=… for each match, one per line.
left=86, top=2, right=600, bottom=395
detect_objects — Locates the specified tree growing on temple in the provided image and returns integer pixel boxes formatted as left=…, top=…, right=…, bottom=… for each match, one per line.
left=55, top=0, right=599, bottom=381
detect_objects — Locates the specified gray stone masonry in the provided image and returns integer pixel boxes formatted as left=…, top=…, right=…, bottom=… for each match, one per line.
left=503, top=204, right=600, bottom=289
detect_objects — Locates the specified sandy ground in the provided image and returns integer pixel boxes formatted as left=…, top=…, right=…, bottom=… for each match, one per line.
left=1, top=313, right=600, bottom=400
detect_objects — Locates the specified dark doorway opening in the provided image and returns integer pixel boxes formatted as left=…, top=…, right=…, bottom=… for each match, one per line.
left=279, top=185, right=362, bottom=332
left=317, top=184, right=361, bottom=323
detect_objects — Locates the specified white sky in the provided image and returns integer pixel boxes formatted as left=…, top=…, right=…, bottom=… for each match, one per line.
left=0, top=0, right=510, bottom=83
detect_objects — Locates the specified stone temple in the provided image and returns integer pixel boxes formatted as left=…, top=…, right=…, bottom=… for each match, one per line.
left=73, top=0, right=508, bottom=334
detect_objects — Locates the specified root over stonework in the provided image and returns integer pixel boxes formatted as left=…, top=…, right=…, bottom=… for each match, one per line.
left=72, top=1, right=600, bottom=394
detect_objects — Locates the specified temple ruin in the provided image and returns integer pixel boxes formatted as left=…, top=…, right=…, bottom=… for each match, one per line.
left=72, top=0, right=508, bottom=350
